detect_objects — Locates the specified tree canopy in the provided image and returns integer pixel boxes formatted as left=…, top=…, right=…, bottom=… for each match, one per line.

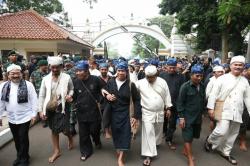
left=0, top=0, right=63, bottom=16
left=159, top=0, right=250, bottom=61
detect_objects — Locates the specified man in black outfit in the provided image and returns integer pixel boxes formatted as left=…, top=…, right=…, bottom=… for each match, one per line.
left=159, top=57, right=185, bottom=150
left=73, top=61, right=104, bottom=161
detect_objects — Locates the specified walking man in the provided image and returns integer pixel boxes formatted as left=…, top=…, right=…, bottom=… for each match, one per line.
left=0, top=64, right=38, bottom=166
left=159, top=57, right=185, bottom=149
left=38, top=56, right=74, bottom=163
left=73, top=61, right=104, bottom=161
left=136, top=65, right=172, bottom=166
left=177, top=64, right=206, bottom=166
left=205, top=56, right=250, bottom=165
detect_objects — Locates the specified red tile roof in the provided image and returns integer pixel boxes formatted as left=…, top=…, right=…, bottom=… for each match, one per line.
left=0, top=10, right=93, bottom=48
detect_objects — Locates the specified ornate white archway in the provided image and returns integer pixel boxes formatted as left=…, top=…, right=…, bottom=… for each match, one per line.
left=92, top=24, right=171, bottom=50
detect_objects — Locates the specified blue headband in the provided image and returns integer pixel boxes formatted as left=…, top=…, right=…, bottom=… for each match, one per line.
left=191, top=64, right=204, bottom=74
left=99, top=63, right=108, bottom=69
left=245, top=63, right=250, bottom=69
left=76, top=60, right=89, bottom=70
left=116, top=61, right=128, bottom=70
left=149, top=59, right=159, bottom=67
left=166, top=58, right=177, bottom=66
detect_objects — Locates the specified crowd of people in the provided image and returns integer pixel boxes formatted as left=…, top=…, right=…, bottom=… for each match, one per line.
left=0, top=50, right=250, bottom=166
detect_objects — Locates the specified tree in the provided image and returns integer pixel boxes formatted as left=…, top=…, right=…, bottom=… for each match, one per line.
left=159, top=0, right=250, bottom=62
left=132, top=16, right=174, bottom=58
left=218, top=0, right=250, bottom=61
left=0, top=0, right=63, bottom=16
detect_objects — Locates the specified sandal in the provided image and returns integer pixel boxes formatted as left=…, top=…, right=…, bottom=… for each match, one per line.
left=143, top=157, right=151, bottom=166
left=167, top=141, right=176, bottom=150
left=80, top=154, right=88, bottom=162
left=220, top=153, right=237, bottom=165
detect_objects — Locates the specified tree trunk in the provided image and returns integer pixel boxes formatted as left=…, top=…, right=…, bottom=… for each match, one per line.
left=221, top=31, right=229, bottom=63
left=246, top=32, right=250, bottom=63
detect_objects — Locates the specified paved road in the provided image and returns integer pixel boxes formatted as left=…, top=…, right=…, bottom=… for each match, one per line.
left=0, top=118, right=250, bottom=166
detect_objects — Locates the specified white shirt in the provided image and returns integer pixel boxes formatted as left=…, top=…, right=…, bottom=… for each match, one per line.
left=207, top=73, right=250, bottom=123
left=136, top=77, right=172, bottom=123
left=0, top=81, right=38, bottom=124
left=206, top=76, right=217, bottom=99
left=115, top=79, right=126, bottom=91
left=129, top=71, right=138, bottom=83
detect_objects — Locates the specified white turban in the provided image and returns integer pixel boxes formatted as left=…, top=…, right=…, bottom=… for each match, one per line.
left=145, top=65, right=157, bottom=76
left=7, top=64, right=21, bottom=72
left=48, top=56, right=63, bottom=66
left=230, top=55, right=245, bottom=64
left=213, top=66, right=224, bottom=72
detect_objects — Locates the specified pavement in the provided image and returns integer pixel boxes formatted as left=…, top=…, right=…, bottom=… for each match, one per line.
left=0, top=117, right=250, bottom=166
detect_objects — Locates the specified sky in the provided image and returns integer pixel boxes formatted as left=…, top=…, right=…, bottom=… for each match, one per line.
left=59, top=0, right=162, bottom=57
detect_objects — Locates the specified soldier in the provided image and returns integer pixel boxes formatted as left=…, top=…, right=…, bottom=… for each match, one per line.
left=3, top=50, right=26, bottom=81
left=64, top=59, right=77, bottom=136
left=30, top=60, right=49, bottom=128
left=30, top=60, right=49, bottom=94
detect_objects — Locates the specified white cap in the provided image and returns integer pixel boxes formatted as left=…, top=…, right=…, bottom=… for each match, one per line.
left=48, top=56, right=63, bottom=66
left=128, top=59, right=134, bottom=65
left=145, top=65, right=157, bottom=76
left=213, top=66, right=224, bottom=72
left=230, top=55, right=245, bottom=64
left=7, top=64, right=21, bottom=72
left=139, top=59, right=145, bottom=64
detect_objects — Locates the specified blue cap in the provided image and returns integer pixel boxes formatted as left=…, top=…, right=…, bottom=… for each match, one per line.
left=166, top=57, right=177, bottom=66
left=149, top=59, right=159, bottom=67
left=222, top=63, right=230, bottom=68
left=118, top=57, right=127, bottom=62
left=116, top=61, right=128, bottom=70
left=76, top=60, right=89, bottom=70
left=245, top=63, right=250, bottom=69
left=191, top=64, right=204, bottom=74
left=99, top=63, right=108, bottom=69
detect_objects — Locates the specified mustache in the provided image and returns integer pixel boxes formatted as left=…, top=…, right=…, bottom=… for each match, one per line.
left=235, top=68, right=242, bottom=71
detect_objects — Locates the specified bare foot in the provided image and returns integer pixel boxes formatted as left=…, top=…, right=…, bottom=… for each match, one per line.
left=188, top=159, right=195, bottom=166
left=182, top=151, right=195, bottom=161
left=118, top=159, right=125, bottom=166
left=68, top=137, right=74, bottom=150
left=105, top=131, right=112, bottom=139
left=48, top=152, right=61, bottom=163
left=240, top=142, right=248, bottom=151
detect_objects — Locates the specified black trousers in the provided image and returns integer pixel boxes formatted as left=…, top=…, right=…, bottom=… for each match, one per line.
left=240, top=108, right=250, bottom=135
left=163, top=107, right=178, bottom=142
left=9, top=121, right=31, bottom=163
left=78, top=121, right=101, bottom=157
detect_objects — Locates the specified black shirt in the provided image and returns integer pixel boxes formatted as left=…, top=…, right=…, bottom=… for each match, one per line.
left=73, top=75, right=104, bottom=122
left=159, top=71, right=185, bottom=107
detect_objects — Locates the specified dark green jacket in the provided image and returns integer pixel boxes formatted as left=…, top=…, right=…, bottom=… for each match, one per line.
left=177, top=80, right=206, bottom=124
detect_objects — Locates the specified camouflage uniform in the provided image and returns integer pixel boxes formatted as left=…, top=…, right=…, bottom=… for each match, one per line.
left=30, top=70, right=48, bottom=95
left=64, top=67, right=77, bottom=135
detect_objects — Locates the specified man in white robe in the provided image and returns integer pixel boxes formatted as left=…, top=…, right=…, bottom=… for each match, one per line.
left=206, top=65, right=225, bottom=99
left=206, top=65, right=225, bottom=131
left=136, top=65, right=172, bottom=166
left=205, top=56, right=250, bottom=165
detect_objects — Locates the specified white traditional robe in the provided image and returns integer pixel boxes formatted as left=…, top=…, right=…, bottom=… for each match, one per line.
left=136, top=77, right=172, bottom=157
left=129, top=71, right=138, bottom=83
left=38, top=72, right=74, bottom=115
left=207, top=73, right=250, bottom=123
left=206, top=76, right=216, bottom=99
left=207, top=72, right=250, bottom=156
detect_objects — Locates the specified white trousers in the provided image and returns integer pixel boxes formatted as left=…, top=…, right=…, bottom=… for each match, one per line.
left=208, top=119, right=240, bottom=156
left=141, top=121, right=163, bottom=157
